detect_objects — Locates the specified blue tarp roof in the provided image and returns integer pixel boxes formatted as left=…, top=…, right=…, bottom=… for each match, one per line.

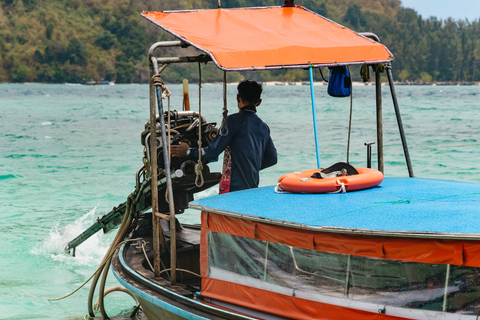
left=190, top=178, right=480, bottom=237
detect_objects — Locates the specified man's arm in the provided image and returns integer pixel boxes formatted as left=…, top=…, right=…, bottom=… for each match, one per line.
left=192, top=127, right=233, bottom=160
left=261, top=136, right=277, bottom=170
left=171, top=122, right=234, bottom=160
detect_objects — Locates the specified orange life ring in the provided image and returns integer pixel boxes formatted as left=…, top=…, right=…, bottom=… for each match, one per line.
left=277, top=168, right=383, bottom=193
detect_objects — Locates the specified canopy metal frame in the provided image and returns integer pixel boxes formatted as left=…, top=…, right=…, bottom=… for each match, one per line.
left=146, top=21, right=414, bottom=286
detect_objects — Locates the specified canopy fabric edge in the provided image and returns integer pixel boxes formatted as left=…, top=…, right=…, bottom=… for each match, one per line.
left=142, top=7, right=394, bottom=71
left=141, top=12, right=221, bottom=69
left=159, top=5, right=283, bottom=14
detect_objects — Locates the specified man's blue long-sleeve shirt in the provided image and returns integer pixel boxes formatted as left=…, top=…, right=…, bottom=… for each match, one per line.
left=191, top=108, right=277, bottom=192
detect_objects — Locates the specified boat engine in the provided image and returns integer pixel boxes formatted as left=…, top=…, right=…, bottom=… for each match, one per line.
left=139, top=111, right=221, bottom=214
left=65, top=111, right=221, bottom=254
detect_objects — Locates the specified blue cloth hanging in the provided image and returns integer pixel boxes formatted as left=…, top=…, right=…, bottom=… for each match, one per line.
left=327, top=66, right=352, bottom=97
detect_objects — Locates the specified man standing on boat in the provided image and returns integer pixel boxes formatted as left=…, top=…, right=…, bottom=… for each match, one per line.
left=171, top=79, right=277, bottom=193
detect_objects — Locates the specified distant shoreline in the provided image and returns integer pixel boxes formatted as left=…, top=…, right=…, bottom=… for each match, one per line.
left=1, top=81, right=479, bottom=86
left=227, top=81, right=480, bottom=86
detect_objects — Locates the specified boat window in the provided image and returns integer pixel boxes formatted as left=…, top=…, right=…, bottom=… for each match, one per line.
left=207, top=231, right=480, bottom=315
left=348, top=256, right=446, bottom=311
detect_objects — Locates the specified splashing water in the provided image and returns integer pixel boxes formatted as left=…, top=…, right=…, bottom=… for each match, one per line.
left=32, top=206, right=112, bottom=266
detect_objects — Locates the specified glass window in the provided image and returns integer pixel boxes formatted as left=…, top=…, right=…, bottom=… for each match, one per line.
left=348, top=256, right=447, bottom=311
left=207, top=231, right=480, bottom=315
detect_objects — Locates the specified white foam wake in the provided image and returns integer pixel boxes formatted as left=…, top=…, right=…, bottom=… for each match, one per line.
left=32, top=206, right=113, bottom=266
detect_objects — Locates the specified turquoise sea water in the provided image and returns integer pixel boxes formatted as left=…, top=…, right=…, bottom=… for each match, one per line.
left=1, top=83, right=479, bottom=319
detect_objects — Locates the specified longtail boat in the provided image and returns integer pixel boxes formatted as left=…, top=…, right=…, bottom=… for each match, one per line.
left=68, top=1, right=480, bottom=319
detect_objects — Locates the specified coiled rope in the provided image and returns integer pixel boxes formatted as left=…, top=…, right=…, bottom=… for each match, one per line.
left=88, top=195, right=136, bottom=319
left=151, top=74, right=171, bottom=99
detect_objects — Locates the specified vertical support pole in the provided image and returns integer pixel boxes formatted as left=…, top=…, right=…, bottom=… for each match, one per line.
left=386, top=65, right=414, bottom=177
left=223, top=71, right=227, bottom=113
left=263, top=242, right=269, bottom=282
left=155, top=90, right=177, bottom=285
left=365, top=142, right=375, bottom=168
left=375, top=68, right=384, bottom=174
left=155, top=85, right=177, bottom=284
left=308, top=67, right=321, bottom=169
left=149, top=61, right=161, bottom=278
left=443, top=264, right=451, bottom=312
left=152, top=58, right=177, bottom=284
left=344, top=255, right=351, bottom=297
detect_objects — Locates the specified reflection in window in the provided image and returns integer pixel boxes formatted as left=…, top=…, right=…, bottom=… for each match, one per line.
left=207, top=231, right=480, bottom=315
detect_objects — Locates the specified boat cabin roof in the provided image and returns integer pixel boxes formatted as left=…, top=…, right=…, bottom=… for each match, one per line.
left=142, top=6, right=393, bottom=71
left=190, top=177, right=480, bottom=239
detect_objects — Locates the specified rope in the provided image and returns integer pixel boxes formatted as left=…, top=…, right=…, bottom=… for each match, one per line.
left=97, top=199, right=135, bottom=319
left=151, top=72, right=174, bottom=204
left=151, top=74, right=171, bottom=99
left=219, top=70, right=229, bottom=136
left=142, top=241, right=155, bottom=272
left=12, top=238, right=139, bottom=303
left=94, top=286, right=139, bottom=311
left=346, top=66, right=353, bottom=164
left=88, top=195, right=135, bottom=318
left=141, top=239, right=197, bottom=280
left=195, top=62, right=205, bottom=187
left=329, top=180, right=347, bottom=194
left=274, top=183, right=289, bottom=194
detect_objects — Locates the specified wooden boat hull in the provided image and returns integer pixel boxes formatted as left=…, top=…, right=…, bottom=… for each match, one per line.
left=112, top=214, right=480, bottom=320
left=113, top=236, right=480, bottom=320
left=112, top=247, right=230, bottom=320
left=111, top=231, right=266, bottom=320
left=137, top=297, right=185, bottom=320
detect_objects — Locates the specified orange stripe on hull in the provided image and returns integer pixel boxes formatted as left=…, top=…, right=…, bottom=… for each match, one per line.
left=201, top=278, right=411, bottom=320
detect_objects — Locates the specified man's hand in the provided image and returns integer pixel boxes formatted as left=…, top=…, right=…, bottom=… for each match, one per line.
left=170, top=141, right=190, bottom=157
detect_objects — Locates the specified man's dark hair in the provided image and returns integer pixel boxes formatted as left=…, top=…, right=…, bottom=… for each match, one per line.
left=237, top=80, right=263, bottom=105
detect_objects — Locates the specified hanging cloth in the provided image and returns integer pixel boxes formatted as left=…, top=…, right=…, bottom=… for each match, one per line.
left=360, top=64, right=370, bottom=82
left=327, top=66, right=352, bottom=97
left=219, top=146, right=232, bottom=194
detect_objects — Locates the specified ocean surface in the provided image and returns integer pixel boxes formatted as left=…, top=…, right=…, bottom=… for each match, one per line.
left=1, top=83, right=479, bottom=319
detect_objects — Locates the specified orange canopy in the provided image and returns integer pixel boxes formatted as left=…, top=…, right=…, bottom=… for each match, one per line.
left=142, top=6, right=393, bottom=71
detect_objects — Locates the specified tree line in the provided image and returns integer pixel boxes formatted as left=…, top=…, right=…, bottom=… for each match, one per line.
left=0, top=0, right=479, bottom=83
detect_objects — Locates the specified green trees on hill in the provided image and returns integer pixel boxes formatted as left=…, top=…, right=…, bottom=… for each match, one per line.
left=0, top=0, right=479, bottom=83
left=360, top=7, right=480, bottom=83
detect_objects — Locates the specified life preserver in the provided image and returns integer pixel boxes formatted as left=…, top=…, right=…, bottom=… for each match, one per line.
left=277, top=168, right=383, bottom=193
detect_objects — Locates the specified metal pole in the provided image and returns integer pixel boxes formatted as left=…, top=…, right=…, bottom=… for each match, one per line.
left=152, top=62, right=177, bottom=284
left=365, top=141, right=375, bottom=168
left=386, top=65, right=414, bottom=177
left=344, top=255, right=351, bottom=297
left=375, top=68, right=384, bottom=173
left=309, top=67, right=321, bottom=169
left=149, top=61, right=161, bottom=278
left=442, top=264, right=451, bottom=312
left=263, top=242, right=269, bottom=282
